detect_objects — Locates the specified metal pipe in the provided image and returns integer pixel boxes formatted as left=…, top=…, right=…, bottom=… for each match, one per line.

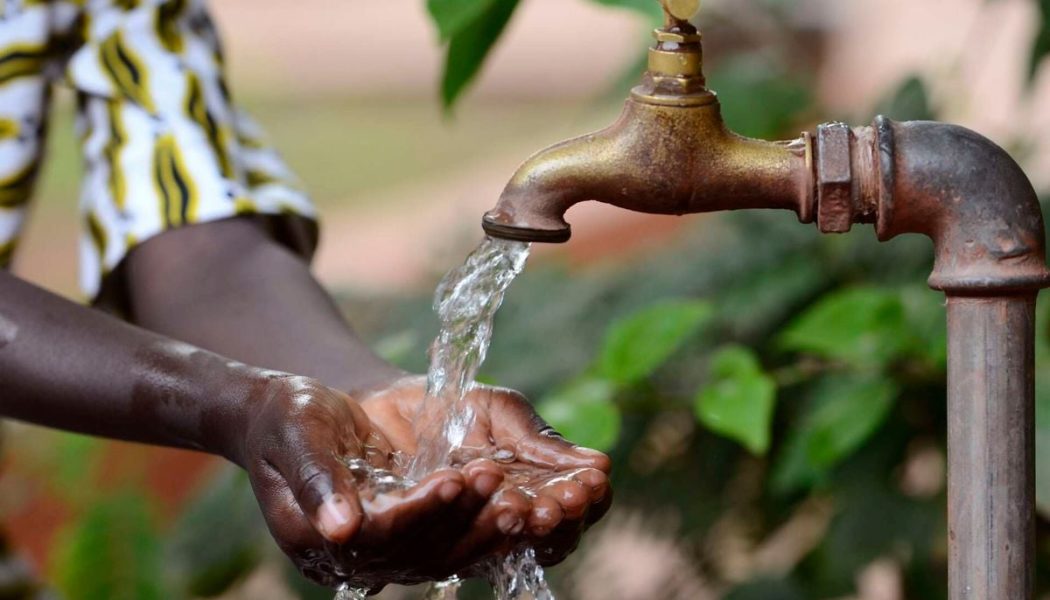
left=947, top=295, right=1035, bottom=599
left=480, top=2, right=1050, bottom=597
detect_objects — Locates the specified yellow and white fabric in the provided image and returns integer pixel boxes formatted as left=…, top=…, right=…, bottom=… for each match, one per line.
left=0, top=0, right=316, bottom=298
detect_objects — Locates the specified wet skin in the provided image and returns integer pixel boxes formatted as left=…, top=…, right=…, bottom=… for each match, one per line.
left=0, top=217, right=611, bottom=590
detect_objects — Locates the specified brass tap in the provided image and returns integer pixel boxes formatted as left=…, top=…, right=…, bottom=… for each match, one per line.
left=481, top=0, right=814, bottom=243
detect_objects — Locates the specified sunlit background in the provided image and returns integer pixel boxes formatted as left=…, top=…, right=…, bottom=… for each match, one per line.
left=5, top=0, right=1050, bottom=598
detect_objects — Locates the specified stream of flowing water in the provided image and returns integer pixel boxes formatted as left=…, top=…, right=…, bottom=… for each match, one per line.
left=336, top=236, right=554, bottom=600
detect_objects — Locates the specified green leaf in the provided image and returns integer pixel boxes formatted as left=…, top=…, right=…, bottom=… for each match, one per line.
left=898, top=285, right=947, bottom=370
left=694, top=345, right=777, bottom=455
left=772, top=375, right=898, bottom=494
left=538, top=377, right=621, bottom=451
left=164, top=467, right=269, bottom=598
left=599, top=299, right=714, bottom=385
left=877, top=76, right=934, bottom=122
left=1033, top=296, right=1050, bottom=516
left=805, top=376, right=897, bottom=468
left=707, top=55, right=812, bottom=139
left=439, top=0, right=520, bottom=110
left=1031, top=0, right=1050, bottom=80
left=427, top=0, right=497, bottom=41
left=52, top=492, right=165, bottom=600
left=779, top=286, right=911, bottom=369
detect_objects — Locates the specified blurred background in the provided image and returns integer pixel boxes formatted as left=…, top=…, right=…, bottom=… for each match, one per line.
left=6, top=0, right=1050, bottom=598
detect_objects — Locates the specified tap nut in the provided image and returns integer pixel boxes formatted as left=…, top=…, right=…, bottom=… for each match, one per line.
left=654, top=29, right=702, bottom=44
left=816, top=122, right=855, bottom=233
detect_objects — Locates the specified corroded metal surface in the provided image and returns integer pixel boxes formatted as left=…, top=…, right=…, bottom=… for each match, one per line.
left=813, top=117, right=1050, bottom=294
left=947, top=296, right=1035, bottom=600
left=815, top=122, right=854, bottom=233
left=482, top=3, right=1050, bottom=598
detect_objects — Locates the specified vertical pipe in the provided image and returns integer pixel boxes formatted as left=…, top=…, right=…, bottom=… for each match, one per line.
left=947, top=294, right=1035, bottom=600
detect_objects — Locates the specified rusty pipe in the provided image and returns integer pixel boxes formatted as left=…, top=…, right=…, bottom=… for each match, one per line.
left=818, top=118, right=1050, bottom=293
left=947, top=295, right=1036, bottom=600
left=482, top=3, right=1050, bottom=597
left=817, top=117, right=1050, bottom=600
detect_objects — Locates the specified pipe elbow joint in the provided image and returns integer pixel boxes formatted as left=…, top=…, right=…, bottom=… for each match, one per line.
left=820, top=117, right=1050, bottom=294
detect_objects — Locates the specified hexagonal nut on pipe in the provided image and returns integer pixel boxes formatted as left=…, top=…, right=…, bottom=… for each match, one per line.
left=816, top=122, right=854, bottom=233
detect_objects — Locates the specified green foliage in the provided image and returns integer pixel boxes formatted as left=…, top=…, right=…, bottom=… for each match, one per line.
left=428, top=0, right=666, bottom=109
left=772, top=376, right=898, bottom=495
left=539, top=378, right=621, bottom=451
left=1031, top=0, right=1050, bottom=80
left=877, top=75, right=934, bottom=121
left=707, top=56, right=813, bottom=139
left=164, top=468, right=269, bottom=597
left=427, top=0, right=497, bottom=41
left=599, top=300, right=713, bottom=385
left=51, top=492, right=165, bottom=600
left=779, top=286, right=913, bottom=370
left=726, top=578, right=806, bottom=600
left=428, top=0, right=520, bottom=109
left=694, top=345, right=777, bottom=455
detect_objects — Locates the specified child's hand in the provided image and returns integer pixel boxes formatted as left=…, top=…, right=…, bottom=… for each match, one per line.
left=236, top=375, right=505, bottom=590
left=359, top=376, right=613, bottom=574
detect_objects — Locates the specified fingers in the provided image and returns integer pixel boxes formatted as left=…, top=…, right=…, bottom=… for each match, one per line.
left=527, top=468, right=611, bottom=536
left=355, top=468, right=466, bottom=544
left=462, top=458, right=505, bottom=500
left=271, top=449, right=364, bottom=544
left=446, top=486, right=532, bottom=568
left=247, top=462, right=344, bottom=587
left=486, top=389, right=613, bottom=472
left=527, top=494, right=564, bottom=537
left=517, top=433, right=613, bottom=473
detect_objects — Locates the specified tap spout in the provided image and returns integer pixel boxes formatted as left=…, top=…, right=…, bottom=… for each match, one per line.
left=482, top=92, right=814, bottom=243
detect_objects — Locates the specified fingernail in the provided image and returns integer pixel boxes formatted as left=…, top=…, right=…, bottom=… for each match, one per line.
left=498, top=512, right=525, bottom=535
left=439, top=480, right=463, bottom=502
left=317, top=494, right=353, bottom=539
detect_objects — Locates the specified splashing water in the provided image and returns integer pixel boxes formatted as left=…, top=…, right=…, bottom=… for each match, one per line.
left=408, top=236, right=531, bottom=480
left=422, top=576, right=463, bottom=600
left=334, top=583, right=367, bottom=600
left=339, top=237, right=555, bottom=599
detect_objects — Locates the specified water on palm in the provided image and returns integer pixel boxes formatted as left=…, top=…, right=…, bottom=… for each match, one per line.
left=338, top=237, right=554, bottom=600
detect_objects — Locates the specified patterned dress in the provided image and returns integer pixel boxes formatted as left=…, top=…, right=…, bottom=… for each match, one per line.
left=0, top=0, right=316, bottom=298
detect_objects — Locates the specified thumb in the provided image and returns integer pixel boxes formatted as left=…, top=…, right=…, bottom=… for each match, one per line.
left=271, top=448, right=364, bottom=544
left=489, top=388, right=612, bottom=472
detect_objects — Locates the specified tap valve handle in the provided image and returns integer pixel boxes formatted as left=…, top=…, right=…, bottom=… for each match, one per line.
left=660, top=0, right=700, bottom=24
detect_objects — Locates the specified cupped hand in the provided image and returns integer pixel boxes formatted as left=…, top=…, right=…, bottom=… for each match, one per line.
left=236, top=375, right=506, bottom=590
left=358, top=376, right=613, bottom=573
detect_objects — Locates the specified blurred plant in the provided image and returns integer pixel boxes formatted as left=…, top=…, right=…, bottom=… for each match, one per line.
left=15, top=1, right=1050, bottom=599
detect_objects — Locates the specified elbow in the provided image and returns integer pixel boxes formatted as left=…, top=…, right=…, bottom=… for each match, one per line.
left=823, top=117, right=1050, bottom=294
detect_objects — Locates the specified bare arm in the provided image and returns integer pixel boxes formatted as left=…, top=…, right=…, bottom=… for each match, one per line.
left=0, top=268, right=252, bottom=457
left=117, top=217, right=404, bottom=394
left=0, top=268, right=499, bottom=589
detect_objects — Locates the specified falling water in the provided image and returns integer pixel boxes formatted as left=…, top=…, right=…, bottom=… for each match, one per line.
left=334, top=583, right=367, bottom=600
left=339, top=237, right=556, bottom=599
left=407, top=236, right=531, bottom=480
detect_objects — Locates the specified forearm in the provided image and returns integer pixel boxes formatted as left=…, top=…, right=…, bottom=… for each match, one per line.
left=120, top=218, right=403, bottom=394
left=0, top=271, right=261, bottom=460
